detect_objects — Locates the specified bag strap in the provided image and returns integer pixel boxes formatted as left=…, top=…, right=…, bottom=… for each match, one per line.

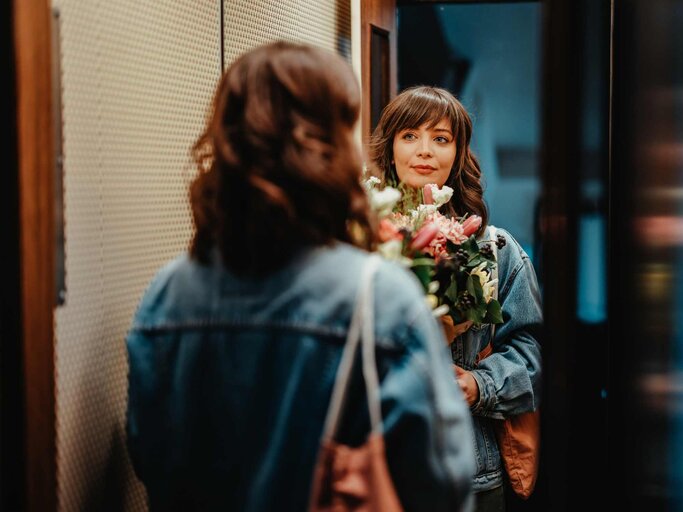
left=475, top=226, right=498, bottom=365
left=320, top=254, right=383, bottom=441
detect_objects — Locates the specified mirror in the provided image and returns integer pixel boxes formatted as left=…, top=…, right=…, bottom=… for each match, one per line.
left=393, top=1, right=543, bottom=271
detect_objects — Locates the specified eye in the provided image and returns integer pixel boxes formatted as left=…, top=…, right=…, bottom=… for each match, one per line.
left=402, top=132, right=417, bottom=141
left=434, top=136, right=451, bottom=143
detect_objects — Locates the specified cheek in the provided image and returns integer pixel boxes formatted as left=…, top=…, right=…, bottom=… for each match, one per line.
left=392, top=142, right=410, bottom=173
left=441, top=147, right=457, bottom=168
left=433, top=169, right=450, bottom=188
left=437, top=148, right=456, bottom=184
left=395, top=163, right=410, bottom=184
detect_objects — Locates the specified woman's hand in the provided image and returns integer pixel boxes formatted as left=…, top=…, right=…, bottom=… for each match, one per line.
left=454, top=365, right=480, bottom=406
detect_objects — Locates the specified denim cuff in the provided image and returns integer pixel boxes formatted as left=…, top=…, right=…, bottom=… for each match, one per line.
left=469, top=369, right=501, bottom=418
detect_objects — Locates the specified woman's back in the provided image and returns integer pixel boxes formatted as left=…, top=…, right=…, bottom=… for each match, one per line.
left=126, top=243, right=475, bottom=511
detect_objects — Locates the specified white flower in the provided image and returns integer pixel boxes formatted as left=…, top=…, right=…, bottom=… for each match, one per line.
left=432, top=304, right=450, bottom=317
left=411, top=204, right=438, bottom=222
left=370, top=187, right=401, bottom=216
left=378, top=240, right=411, bottom=266
left=425, top=294, right=439, bottom=309
left=469, top=262, right=493, bottom=301
left=470, top=262, right=489, bottom=283
left=482, top=278, right=498, bottom=303
left=470, top=262, right=498, bottom=303
left=363, top=176, right=381, bottom=191
left=427, top=184, right=454, bottom=208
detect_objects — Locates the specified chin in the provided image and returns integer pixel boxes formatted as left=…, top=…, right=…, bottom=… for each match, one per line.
left=406, top=175, right=443, bottom=189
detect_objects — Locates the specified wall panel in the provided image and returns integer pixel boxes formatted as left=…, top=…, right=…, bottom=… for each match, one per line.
left=53, top=2, right=220, bottom=509
left=223, top=0, right=351, bottom=67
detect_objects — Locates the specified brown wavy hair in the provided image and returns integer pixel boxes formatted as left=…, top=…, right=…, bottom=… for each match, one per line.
left=190, top=42, right=375, bottom=274
left=368, top=86, right=488, bottom=233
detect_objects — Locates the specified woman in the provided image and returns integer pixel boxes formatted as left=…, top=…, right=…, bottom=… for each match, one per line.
left=125, top=44, right=475, bottom=511
left=370, top=86, right=542, bottom=512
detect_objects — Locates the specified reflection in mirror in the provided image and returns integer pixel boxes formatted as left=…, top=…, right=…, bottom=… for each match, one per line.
left=386, top=5, right=545, bottom=510
left=397, top=2, right=542, bottom=274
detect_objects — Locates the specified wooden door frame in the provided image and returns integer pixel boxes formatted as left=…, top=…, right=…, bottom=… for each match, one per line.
left=360, top=0, right=397, bottom=141
left=13, top=0, right=57, bottom=510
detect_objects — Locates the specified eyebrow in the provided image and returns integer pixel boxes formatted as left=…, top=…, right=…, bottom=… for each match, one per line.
left=400, top=126, right=453, bottom=135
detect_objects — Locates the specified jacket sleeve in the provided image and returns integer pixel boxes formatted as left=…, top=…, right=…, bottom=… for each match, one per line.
left=382, top=300, right=476, bottom=512
left=125, top=328, right=156, bottom=485
left=126, top=326, right=177, bottom=490
left=469, top=251, right=543, bottom=420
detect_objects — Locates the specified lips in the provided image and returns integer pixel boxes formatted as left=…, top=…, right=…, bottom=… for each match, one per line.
left=412, top=165, right=437, bottom=175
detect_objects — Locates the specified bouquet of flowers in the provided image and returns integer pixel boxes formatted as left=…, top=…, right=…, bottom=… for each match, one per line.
left=364, top=176, right=505, bottom=339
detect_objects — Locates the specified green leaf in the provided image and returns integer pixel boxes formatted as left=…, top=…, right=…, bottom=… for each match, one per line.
left=461, top=236, right=479, bottom=256
left=410, top=257, right=436, bottom=268
left=445, top=278, right=458, bottom=302
left=446, top=240, right=461, bottom=253
left=411, top=264, right=433, bottom=291
left=466, top=275, right=475, bottom=297
left=467, top=274, right=484, bottom=302
left=464, top=300, right=486, bottom=322
left=466, top=255, right=484, bottom=268
left=484, top=300, right=504, bottom=324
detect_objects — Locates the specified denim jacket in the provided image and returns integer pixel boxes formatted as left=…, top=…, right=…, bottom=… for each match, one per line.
left=451, top=227, right=543, bottom=492
left=126, top=243, right=476, bottom=511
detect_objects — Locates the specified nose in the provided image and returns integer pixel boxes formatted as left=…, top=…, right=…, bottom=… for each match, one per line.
left=416, top=138, right=433, bottom=157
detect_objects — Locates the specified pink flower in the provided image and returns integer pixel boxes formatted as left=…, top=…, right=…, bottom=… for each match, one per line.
left=423, top=184, right=434, bottom=205
left=427, top=233, right=450, bottom=260
left=378, top=218, right=403, bottom=242
left=411, top=223, right=439, bottom=251
left=461, top=215, right=482, bottom=237
left=428, top=212, right=467, bottom=245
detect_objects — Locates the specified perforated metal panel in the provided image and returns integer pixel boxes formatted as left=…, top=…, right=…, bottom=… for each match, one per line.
left=53, top=1, right=220, bottom=510
left=53, top=1, right=351, bottom=510
left=223, top=0, right=352, bottom=67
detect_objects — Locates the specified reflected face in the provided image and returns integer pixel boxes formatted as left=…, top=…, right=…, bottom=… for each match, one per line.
left=392, top=118, right=456, bottom=189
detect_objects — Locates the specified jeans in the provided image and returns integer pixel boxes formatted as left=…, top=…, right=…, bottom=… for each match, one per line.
left=474, top=485, right=505, bottom=512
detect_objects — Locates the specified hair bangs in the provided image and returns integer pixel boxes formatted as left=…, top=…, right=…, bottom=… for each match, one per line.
left=394, top=89, right=454, bottom=132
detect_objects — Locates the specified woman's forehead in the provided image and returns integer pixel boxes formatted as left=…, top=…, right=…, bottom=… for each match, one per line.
left=399, top=116, right=452, bottom=131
